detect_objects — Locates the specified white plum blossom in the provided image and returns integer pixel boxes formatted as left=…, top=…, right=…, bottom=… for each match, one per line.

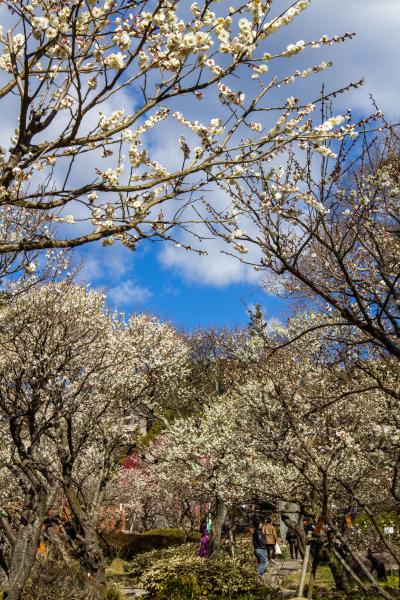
left=24, top=261, right=36, bottom=274
left=104, top=52, right=126, bottom=69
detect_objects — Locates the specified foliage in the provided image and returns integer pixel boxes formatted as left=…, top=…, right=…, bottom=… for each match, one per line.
left=382, top=575, right=400, bottom=590
left=0, top=282, right=189, bottom=596
left=128, top=543, right=268, bottom=598
left=147, top=392, right=294, bottom=507
left=115, top=301, right=400, bottom=599
left=286, top=564, right=335, bottom=594
left=348, top=511, right=400, bottom=552
left=315, top=595, right=395, bottom=600
left=278, top=543, right=290, bottom=561
left=16, top=557, right=127, bottom=599
left=154, top=574, right=202, bottom=600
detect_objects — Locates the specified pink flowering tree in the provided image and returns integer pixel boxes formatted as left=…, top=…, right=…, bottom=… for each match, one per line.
left=111, top=449, right=202, bottom=534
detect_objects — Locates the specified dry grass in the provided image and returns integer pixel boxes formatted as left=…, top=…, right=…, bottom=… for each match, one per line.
left=285, top=564, right=335, bottom=593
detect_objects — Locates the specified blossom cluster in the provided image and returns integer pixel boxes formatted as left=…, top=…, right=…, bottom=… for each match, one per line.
left=0, top=0, right=365, bottom=261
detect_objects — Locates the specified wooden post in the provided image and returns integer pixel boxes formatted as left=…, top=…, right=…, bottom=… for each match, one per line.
left=307, top=542, right=319, bottom=599
left=298, top=544, right=311, bottom=598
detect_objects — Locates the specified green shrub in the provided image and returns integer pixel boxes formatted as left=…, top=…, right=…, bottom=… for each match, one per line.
left=383, top=573, right=400, bottom=588
left=155, top=574, right=201, bottom=599
left=315, top=595, right=386, bottom=600
left=128, top=543, right=269, bottom=599
left=277, top=543, right=290, bottom=560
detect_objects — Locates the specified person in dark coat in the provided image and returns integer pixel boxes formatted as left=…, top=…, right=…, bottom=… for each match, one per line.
left=286, top=528, right=298, bottom=559
left=252, top=521, right=268, bottom=578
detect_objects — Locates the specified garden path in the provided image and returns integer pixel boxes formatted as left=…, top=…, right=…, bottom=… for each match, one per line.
left=266, top=557, right=303, bottom=598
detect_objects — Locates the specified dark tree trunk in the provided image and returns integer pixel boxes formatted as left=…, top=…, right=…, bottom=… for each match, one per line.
left=64, top=487, right=105, bottom=583
left=322, top=547, right=353, bottom=595
left=209, top=498, right=227, bottom=557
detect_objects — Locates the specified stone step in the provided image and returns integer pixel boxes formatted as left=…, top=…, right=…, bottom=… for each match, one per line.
left=122, top=588, right=150, bottom=598
left=280, top=590, right=300, bottom=599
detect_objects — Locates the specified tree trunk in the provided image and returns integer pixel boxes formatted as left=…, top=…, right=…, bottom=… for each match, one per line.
left=332, top=547, right=369, bottom=593
left=64, top=487, right=105, bottom=583
left=209, top=498, right=227, bottom=557
left=307, top=541, right=320, bottom=599
left=323, top=547, right=353, bottom=595
left=327, top=520, right=396, bottom=600
left=226, top=509, right=236, bottom=558
left=5, top=492, right=48, bottom=600
left=228, top=527, right=235, bottom=558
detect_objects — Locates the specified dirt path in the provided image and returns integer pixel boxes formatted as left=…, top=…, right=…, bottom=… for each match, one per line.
left=121, top=585, right=149, bottom=598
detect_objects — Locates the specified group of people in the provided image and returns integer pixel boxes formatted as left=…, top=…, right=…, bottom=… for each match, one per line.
left=198, top=515, right=301, bottom=579
left=252, top=518, right=280, bottom=578
left=253, top=517, right=301, bottom=579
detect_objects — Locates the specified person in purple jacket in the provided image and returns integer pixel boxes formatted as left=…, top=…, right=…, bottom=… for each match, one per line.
left=199, top=523, right=210, bottom=558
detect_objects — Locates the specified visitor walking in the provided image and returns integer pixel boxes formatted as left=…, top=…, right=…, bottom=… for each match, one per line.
left=252, top=521, right=268, bottom=579
left=198, top=523, right=210, bottom=558
left=303, top=518, right=315, bottom=541
left=286, top=528, right=298, bottom=559
left=262, top=517, right=278, bottom=562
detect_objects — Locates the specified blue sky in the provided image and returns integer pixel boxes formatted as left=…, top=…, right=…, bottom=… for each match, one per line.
left=78, top=241, right=296, bottom=329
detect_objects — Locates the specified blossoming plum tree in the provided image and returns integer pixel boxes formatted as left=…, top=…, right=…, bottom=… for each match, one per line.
left=147, top=391, right=295, bottom=556
left=0, top=281, right=189, bottom=599
left=207, top=126, right=399, bottom=359
left=0, top=0, right=359, bottom=267
left=240, top=314, right=400, bottom=599
left=111, top=446, right=203, bottom=534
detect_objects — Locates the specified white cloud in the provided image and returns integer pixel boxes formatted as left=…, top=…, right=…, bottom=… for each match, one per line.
left=281, top=0, right=400, bottom=116
left=75, top=253, right=103, bottom=283
left=160, top=237, right=261, bottom=287
left=77, top=242, right=135, bottom=284
left=107, top=280, right=152, bottom=306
